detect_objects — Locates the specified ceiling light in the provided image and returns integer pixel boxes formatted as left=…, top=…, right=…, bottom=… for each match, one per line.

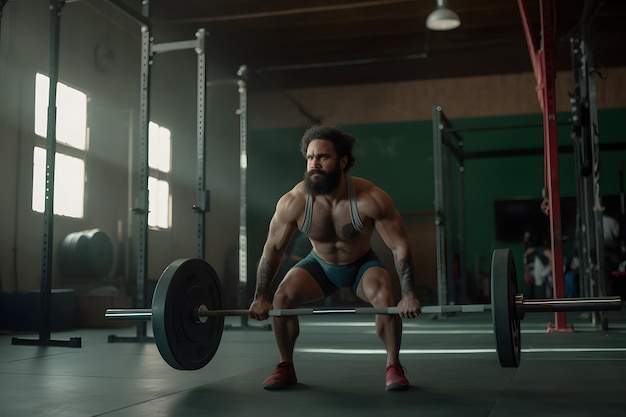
left=426, top=0, right=461, bottom=31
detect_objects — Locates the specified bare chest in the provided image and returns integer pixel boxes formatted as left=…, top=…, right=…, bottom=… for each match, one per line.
left=302, top=200, right=368, bottom=243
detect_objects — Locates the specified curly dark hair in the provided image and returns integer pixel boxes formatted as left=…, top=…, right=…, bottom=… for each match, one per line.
left=299, top=125, right=357, bottom=172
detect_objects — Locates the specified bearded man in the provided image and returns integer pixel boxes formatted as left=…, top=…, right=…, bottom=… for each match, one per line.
left=249, top=125, right=421, bottom=391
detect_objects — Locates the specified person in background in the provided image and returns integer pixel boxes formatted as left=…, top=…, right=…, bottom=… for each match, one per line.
left=523, top=229, right=553, bottom=298
left=522, top=230, right=537, bottom=299
left=533, top=244, right=553, bottom=297
left=564, top=251, right=580, bottom=298
left=603, top=214, right=621, bottom=295
left=541, top=197, right=620, bottom=296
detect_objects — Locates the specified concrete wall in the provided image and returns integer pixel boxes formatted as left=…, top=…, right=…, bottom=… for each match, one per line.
left=249, top=68, right=626, bottom=129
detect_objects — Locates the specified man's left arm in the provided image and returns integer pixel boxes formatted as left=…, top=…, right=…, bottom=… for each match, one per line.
left=370, top=188, right=421, bottom=313
left=376, top=216, right=416, bottom=297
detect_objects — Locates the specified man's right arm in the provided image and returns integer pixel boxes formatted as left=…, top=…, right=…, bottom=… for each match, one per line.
left=252, top=192, right=301, bottom=303
left=254, top=227, right=287, bottom=299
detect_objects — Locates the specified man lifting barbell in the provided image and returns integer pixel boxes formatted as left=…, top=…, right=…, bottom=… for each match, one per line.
left=102, top=128, right=622, bottom=379
left=248, top=125, right=421, bottom=391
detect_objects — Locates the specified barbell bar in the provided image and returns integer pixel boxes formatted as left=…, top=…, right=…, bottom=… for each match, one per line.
left=520, top=297, right=622, bottom=313
left=104, top=296, right=619, bottom=321
left=105, top=303, right=491, bottom=322
left=104, top=251, right=622, bottom=371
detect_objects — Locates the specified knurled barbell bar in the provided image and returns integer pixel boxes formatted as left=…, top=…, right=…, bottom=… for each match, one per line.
left=104, top=250, right=622, bottom=370
left=106, top=303, right=490, bottom=321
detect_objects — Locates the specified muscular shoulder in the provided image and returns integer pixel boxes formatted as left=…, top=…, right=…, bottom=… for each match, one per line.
left=274, top=182, right=307, bottom=223
left=351, top=177, right=395, bottom=219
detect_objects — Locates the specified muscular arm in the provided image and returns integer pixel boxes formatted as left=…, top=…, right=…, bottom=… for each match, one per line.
left=254, top=250, right=280, bottom=298
left=368, top=188, right=416, bottom=297
left=394, top=252, right=416, bottom=297
left=254, top=193, right=300, bottom=299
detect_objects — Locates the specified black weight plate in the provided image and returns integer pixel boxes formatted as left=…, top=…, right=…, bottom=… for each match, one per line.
left=152, top=258, right=225, bottom=370
left=491, top=248, right=521, bottom=367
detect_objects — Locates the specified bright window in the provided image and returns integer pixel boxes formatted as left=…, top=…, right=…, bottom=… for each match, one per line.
left=148, top=176, right=170, bottom=229
left=32, top=147, right=85, bottom=218
left=148, top=122, right=172, bottom=229
left=34, top=73, right=88, bottom=150
left=149, top=122, right=171, bottom=172
left=32, top=73, right=88, bottom=218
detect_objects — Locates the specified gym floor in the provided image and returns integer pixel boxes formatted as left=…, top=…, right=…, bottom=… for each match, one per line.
left=1, top=308, right=625, bottom=417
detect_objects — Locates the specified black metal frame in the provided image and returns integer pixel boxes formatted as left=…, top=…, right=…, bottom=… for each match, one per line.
left=106, top=1, right=209, bottom=344
left=193, top=29, right=209, bottom=260
left=431, top=106, right=576, bottom=311
left=570, top=28, right=608, bottom=329
left=432, top=105, right=466, bottom=312
left=11, top=0, right=82, bottom=349
left=108, top=0, right=153, bottom=343
left=200, top=66, right=270, bottom=332
left=433, top=20, right=615, bottom=329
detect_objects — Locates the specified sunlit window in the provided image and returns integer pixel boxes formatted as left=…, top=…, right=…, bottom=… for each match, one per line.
left=34, top=73, right=88, bottom=150
left=149, top=121, right=171, bottom=172
left=148, top=122, right=172, bottom=229
left=148, top=176, right=170, bottom=229
left=32, top=73, right=87, bottom=218
left=32, top=147, right=85, bottom=218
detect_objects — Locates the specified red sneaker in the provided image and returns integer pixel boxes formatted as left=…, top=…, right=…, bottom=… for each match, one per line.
left=385, top=363, right=410, bottom=391
left=263, top=362, right=297, bottom=390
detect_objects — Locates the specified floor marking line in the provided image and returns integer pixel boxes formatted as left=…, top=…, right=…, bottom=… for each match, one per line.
left=296, top=347, right=626, bottom=355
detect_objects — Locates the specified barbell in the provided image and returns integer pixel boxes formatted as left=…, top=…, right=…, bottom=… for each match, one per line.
left=104, top=249, right=622, bottom=370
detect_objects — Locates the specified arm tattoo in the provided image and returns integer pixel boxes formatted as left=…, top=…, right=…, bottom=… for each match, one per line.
left=395, top=256, right=415, bottom=296
left=255, top=257, right=279, bottom=297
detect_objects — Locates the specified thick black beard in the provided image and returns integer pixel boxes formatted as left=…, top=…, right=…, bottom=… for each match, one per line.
left=303, top=164, right=342, bottom=195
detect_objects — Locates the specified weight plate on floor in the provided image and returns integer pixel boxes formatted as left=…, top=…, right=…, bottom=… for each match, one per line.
left=491, top=248, right=521, bottom=367
left=152, top=258, right=225, bottom=370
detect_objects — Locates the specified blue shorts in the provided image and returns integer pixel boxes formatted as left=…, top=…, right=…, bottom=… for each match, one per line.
left=293, top=249, right=384, bottom=296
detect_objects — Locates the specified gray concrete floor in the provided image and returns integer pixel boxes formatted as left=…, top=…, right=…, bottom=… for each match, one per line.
left=1, top=308, right=625, bottom=417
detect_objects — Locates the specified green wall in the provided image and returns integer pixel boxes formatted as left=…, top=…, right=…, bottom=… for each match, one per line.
left=247, top=109, right=626, bottom=300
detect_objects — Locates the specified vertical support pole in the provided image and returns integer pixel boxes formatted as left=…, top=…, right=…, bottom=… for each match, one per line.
left=134, top=0, right=152, bottom=339
left=237, top=65, right=248, bottom=291
left=569, top=12, right=607, bottom=331
left=236, top=65, right=251, bottom=328
left=570, top=38, right=594, bottom=301
left=518, top=0, right=567, bottom=330
left=195, top=29, right=207, bottom=259
left=443, top=137, right=455, bottom=304
left=540, top=0, right=566, bottom=330
left=39, top=0, right=64, bottom=343
left=105, top=0, right=153, bottom=344
left=457, top=136, right=468, bottom=303
left=580, top=29, right=608, bottom=328
left=619, top=163, right=626, bottom=217
left=432, top=105, right=448, bottom=316
left=12, top=0, right=81, bottom=348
